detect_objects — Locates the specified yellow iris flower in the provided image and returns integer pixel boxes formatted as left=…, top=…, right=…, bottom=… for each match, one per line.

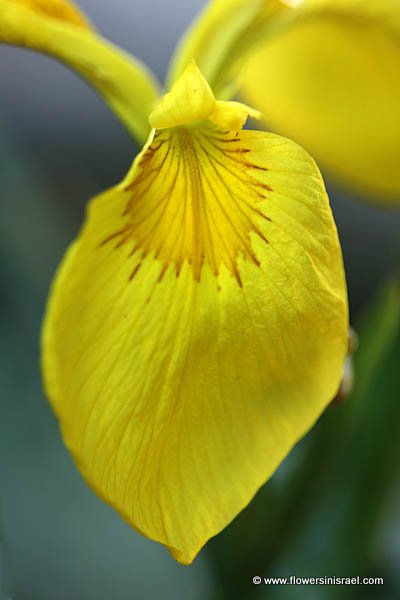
left=0, top=0, right=349, bottom=564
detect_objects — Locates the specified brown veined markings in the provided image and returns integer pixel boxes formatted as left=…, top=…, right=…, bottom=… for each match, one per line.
left=100, top=126, right=273, bottom=285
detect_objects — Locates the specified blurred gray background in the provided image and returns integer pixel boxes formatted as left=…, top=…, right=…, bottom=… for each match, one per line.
left=1, top=1, right=400, bottom=599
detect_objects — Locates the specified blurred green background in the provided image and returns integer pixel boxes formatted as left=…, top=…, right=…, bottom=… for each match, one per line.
left=1, top=1, right=400, bottom=599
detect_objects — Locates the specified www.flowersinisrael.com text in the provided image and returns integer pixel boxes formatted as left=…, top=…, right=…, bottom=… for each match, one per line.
left=252, top=575, right=384, bottom=586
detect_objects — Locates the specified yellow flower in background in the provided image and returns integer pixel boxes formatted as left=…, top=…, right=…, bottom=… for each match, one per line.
left=0, top=0, right=348, bottom=564
left=242, top=0, right=400, bottom=203
left=174, top=0, right=400, bottom=204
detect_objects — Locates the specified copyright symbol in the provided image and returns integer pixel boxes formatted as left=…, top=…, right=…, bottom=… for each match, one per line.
left=253, top=576, right=262, bottom=585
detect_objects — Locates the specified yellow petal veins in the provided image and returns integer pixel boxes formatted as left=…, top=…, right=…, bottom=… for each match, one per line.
left=102, top=124, right=274, bottom=284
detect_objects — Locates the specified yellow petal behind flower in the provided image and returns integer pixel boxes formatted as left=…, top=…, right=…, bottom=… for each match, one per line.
left=42, top=104, right=348, bottom=563
left=167, top=0, right=288, bottom=96
left=0, top=0, right=159, bottom=144
left=241, top=0, right=400, bottom=203
left=10, top=0, right=90, bottom=28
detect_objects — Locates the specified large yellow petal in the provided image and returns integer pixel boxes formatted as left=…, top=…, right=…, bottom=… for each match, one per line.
left=0, top=0, right=159, bottom=144
left=241, top=0, right=400, bottom=203
left=42, top=109, right=348, bottom=563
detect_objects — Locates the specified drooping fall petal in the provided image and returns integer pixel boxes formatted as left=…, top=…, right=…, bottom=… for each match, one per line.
left=42, top=64, right=348, bottom=564
left=0, top=0, right=159, bottom=143
left=241, top=0, right=400, bottom=203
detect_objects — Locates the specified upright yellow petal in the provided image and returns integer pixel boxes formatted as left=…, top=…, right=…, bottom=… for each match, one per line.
left=42, top=66, right=348, bottom=562
left=0, top=0, right=159, bottom=144
left=241, top=0, right=400, bottom=203
left=167, top=0, right=289, bottom=96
